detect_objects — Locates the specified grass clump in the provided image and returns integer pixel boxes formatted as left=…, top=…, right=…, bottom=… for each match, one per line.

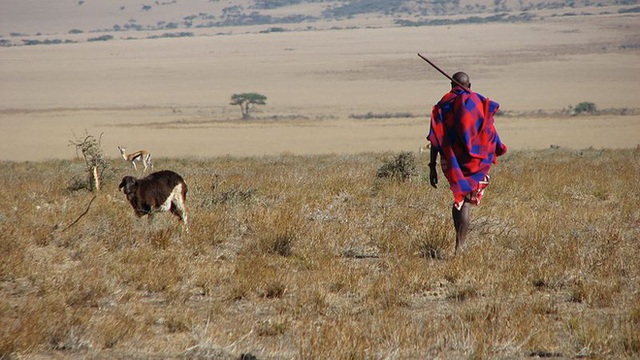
left=376, top=151, right=417, bottom=181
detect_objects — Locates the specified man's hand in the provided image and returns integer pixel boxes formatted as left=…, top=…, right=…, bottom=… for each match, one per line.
left=429, top=165, right=438, bottom=188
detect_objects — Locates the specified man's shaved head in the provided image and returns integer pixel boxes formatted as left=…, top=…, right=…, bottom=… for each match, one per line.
left=452, top=72, right=470, bottom=89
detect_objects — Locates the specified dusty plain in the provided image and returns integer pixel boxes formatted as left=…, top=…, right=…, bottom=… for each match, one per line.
left=0, top=8, right=639, bottom=161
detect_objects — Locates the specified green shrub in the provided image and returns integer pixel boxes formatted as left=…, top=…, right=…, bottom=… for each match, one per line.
left=349, top=112, right=413, bottom=119
left=87, top=35, right=113, bottom=42
left=574, top=102, right=597, bottom=114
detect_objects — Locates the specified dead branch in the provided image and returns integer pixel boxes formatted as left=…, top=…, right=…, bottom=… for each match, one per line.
left=61, top=195, right=97, bottom=232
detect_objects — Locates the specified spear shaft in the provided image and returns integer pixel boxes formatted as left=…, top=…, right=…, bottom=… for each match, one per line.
left=417, top=53, right=471, bottom=92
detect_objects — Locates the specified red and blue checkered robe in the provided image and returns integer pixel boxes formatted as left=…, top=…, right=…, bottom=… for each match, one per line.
left=428, top=86, right=507, bottom=205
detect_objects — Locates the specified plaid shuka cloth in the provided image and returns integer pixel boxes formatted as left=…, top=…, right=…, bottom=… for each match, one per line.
left=428, top=86, right=507, bottom=205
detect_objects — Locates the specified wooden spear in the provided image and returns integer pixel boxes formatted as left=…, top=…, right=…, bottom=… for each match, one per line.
left=417, top=53, right=471, bottom=93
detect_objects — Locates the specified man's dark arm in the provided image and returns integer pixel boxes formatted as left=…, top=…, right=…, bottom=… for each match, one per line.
left=429, top=146, right=438, bottom=188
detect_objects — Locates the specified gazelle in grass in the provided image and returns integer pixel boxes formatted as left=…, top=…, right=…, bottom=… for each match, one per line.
left=118, top=146, right=153, bottom=173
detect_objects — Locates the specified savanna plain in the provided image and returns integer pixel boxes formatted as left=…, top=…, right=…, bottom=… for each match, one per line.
left=1, top=1, right=640, bottom=359
left=1, top=149, right=639, bottom=359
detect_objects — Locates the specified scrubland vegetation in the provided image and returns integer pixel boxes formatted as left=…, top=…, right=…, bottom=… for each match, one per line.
left=1, top=148, right=638, bottom=359
left=2, top=0, right=639, bottom=47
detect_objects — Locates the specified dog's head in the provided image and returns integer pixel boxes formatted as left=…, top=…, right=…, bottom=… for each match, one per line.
left=118, top=176, right=138, bottom=195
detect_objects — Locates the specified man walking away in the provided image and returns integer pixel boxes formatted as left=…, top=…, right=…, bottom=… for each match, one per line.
left=427, top=71, right=507, bottom=255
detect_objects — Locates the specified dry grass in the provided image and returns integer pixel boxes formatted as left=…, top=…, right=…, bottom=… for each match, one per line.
left=1, top=148, right=639, bottom=359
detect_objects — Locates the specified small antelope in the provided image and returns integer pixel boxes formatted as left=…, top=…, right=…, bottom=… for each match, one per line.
left=118, top=146, right=153, bottom=173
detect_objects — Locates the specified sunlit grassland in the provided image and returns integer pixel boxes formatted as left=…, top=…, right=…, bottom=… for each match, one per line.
left=1, top=148, right=639, bottom=359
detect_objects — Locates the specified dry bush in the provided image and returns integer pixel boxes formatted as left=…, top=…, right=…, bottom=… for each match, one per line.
left=68, top=131, right=110, bottom=192
left=376, top=151, right=417, bottom=181
left=0, top=149, right=638, bottom=358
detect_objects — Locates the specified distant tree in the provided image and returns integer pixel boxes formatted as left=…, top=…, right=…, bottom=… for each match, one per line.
left=494, top=0, right=508, bottom=12
left=230, top=93, right=267, bottom=120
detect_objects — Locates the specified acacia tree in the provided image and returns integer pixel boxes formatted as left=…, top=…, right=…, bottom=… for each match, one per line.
left=230, top=92, right=267, bottom=120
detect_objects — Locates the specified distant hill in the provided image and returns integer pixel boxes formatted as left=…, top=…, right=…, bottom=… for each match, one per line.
left=1, top=0, right=637, bottom=46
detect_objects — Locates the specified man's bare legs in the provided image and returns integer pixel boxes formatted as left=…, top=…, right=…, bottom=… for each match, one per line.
left=452, top=201, right=471, bottom=254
